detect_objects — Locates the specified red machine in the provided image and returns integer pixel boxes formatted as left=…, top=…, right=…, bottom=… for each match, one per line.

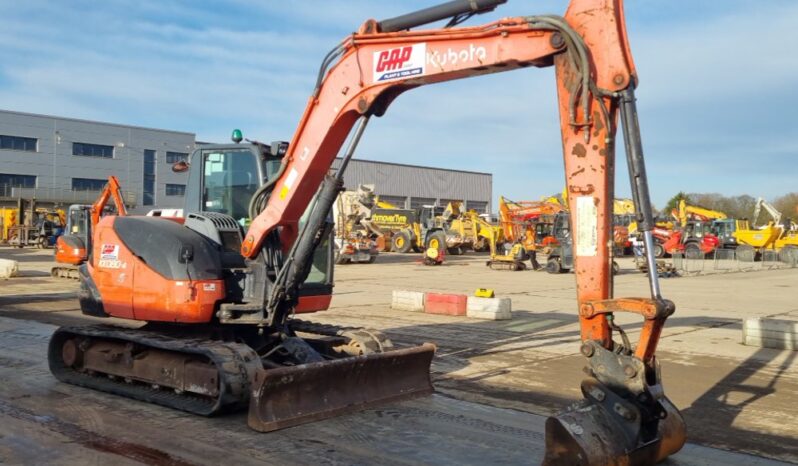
left=48, top=1, right=685, bottom=464
left=499, top=196, right=563, bottom=252
left=661, top=228, right=720, bottom=258
left=52, top=176, right=128, bottom=278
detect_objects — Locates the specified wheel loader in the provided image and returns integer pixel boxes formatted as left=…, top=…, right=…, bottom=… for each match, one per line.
left=48, top=1, right=686, bottom=464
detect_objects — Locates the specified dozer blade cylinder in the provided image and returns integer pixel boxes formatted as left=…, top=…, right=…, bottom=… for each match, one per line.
left=248, top=343, right=435, bottom=432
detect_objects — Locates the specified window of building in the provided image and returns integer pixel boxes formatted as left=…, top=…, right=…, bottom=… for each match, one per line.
left=72, top=178, right=107, bottom=191
left=466, top=200, right=488, bottom=214
left=439, top=199, right=463, bottom=208
left=378, top=195, right=407, bottom=209
left=166, top=151, right=188, bottom=163
left=73, top=142, right=113, bottom=158
left=0, top=173, right=36, bottom=189
left=410, top=197, right=436, bottom=209
left=0, top=135, right=37, bottom=152
left=143, top=150, right=156, bottom=206
left=165, top=183, right=186, bottom=196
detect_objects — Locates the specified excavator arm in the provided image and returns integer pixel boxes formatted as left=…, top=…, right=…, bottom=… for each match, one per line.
left=242, top=1, right=685, bottom=463
left=91, top=176, right=128, bottom=228
left=753, top=196, right=782, bottom=227
left=498, top=197, right=562, bottom=251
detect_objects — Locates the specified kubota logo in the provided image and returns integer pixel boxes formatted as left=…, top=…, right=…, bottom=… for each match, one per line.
left=373, top=43, right=426, bottom=82
left=427, top=44, right=487, bottom=68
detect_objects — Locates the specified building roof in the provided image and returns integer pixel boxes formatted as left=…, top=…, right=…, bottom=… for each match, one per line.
left=0, top=108, right=195, bottom=137
left=335, top=156, right=491, bottom=177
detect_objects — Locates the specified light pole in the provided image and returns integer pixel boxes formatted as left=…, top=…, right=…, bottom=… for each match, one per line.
left=118, top=141, right=128, bottom=191
left=53, top=125, right=60, bottom=200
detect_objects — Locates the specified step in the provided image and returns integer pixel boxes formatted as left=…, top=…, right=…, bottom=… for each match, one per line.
left=391, top=290, right=425, bottom=312
left=742, top=317, right=798, bottom=350
left=467, top=296, right=512, bottom=320
left=424, top=293, right=467, bottom=316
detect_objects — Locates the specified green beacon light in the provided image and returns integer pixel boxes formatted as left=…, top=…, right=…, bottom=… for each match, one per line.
left=231, top=129, right=243, bottom=144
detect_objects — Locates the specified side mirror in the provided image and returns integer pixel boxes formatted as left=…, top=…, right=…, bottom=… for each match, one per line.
left=270, top=141, right=289, bottom=157
left=172, top=160, right=190, bottom=173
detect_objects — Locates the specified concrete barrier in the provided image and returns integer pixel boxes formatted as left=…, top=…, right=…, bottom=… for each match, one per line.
left=391, top=290, right=425, bottom=312
left=424, top=293, right=467, bottom=316
left=467, top=297, right=512, bottom=320
left=0, top=259, right=19, bottom=279
left=742, top=318, right=798, bottom=350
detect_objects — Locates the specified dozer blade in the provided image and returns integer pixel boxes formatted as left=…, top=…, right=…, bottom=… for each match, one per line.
left=248, top=343, right=436, bottom=432
left=543, top=379, right=686, bottom=466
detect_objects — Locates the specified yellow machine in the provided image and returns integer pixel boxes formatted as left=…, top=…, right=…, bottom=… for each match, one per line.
left=752, top=197, right=798, bottom=251
left=0, top=207, right=18, bottom=242
left=673, top=199, right=726, bottom=227
left=732, top=220, right=780, bottom=247
left=445, top=202, right=502, bottom=253
left=3, top=198, right=66, bottom=247
left=728, top=218, right=781, bottom=261
left=371, top=199, right=498, bottom=255
left=438, top=202, right=474, bottom=253
left=614, top=198, right=637, bottom=233
left=332, top=186, right=379, bottom=264
left=479, top=218, right=527, bottom=271
left=472, top=213, right=504, bottom=252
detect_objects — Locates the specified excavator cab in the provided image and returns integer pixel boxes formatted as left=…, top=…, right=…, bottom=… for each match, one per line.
left=184, top=144, right=281, bottom=224
left=53, top=205, right=93, bottom=277
left=66, top=204, right=91, bottom=237
left=183, top=143, right=334, bottom=311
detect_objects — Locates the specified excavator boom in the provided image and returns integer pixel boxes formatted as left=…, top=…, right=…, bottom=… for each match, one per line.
left=675, top=199, right=726, bottom=227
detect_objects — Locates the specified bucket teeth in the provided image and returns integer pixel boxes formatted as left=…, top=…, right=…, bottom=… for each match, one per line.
left=248, top=343, right=435, bottom=432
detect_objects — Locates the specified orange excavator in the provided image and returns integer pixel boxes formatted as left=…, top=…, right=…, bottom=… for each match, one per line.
left=51, top=176, right=128, bottom=278
left=499, top=196, right=564, bottom=253
left=47, top=1, right=685, bottom=463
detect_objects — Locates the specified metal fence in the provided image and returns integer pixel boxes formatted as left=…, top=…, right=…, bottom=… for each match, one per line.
left=670, top=248, right=798, bottom=275
left=671, top=253, right=704, bottom=275
left=779, top=247, right=798, bottom=268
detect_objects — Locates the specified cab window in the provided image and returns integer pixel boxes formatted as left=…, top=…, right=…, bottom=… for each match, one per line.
left=202, top=149, right=259, bottom=224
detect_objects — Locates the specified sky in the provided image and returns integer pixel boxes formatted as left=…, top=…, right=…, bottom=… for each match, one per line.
left=0, top=0, right=796, bottom=208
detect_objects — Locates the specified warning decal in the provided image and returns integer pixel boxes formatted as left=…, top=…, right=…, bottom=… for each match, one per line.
left=575, top=197, right=598, bottom=257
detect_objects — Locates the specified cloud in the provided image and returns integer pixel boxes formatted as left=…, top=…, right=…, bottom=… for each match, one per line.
left=0, top=1, right=795, bottom=208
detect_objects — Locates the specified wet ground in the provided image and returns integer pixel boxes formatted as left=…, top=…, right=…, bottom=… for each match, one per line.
left=1, top=247, right=796, bottom=465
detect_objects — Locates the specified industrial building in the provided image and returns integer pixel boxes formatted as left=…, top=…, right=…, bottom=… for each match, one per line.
left=0, top=109, right=492, bottom=214
left=0, top=109, right=194, bottom=213
left=332, top=158, right=492, bottom=213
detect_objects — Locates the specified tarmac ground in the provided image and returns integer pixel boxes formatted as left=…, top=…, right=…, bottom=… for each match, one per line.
left=1, top=246, right=796, bottom=465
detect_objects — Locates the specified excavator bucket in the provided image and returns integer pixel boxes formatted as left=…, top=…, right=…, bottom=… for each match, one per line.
left=543, top=379, right=686, bottom=465
left=248, top=343, right=436, bottom=432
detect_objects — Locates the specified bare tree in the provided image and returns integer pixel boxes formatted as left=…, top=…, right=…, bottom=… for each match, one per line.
left=773, top=192, right=798, bottom=222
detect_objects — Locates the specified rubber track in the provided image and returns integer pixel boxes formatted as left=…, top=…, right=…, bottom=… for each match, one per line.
left=48, top=325, right=261, bottom=416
